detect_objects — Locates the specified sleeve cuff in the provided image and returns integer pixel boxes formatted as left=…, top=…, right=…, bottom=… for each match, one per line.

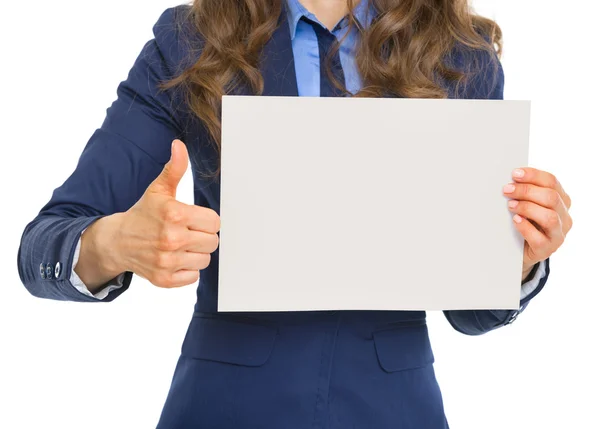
left=69, top=230, right=126, bottom=300
left=520, top=259, right=548, bottom=300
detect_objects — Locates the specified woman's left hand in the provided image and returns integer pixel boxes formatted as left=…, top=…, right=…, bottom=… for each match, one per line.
left=503, top=168, right=572, bottom=281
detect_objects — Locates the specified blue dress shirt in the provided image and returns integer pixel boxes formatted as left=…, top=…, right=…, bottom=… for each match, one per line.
left=287, top=0, right=373, bottom=96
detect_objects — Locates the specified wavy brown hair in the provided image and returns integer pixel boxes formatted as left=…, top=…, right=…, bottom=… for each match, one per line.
left=161, top=0, right=502, bottom=174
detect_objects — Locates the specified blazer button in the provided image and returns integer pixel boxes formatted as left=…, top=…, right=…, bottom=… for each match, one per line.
left=54, top=262, right=62, bottom=279
left=39, top=263, right=46, bottom=279
left=45, top=263, right=54, bottom=279
left=506, top=310, right=519, bottom=325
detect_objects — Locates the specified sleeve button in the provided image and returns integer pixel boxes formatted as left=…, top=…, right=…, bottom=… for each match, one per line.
left=39, top=263, right=46, bottom=280
left=45, top=263, right=53, bottom=279
left=54, top=262, right=62, bottom=279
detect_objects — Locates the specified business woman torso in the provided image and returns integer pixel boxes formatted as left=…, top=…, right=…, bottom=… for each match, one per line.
left=18, top=2, right=552, bottom=428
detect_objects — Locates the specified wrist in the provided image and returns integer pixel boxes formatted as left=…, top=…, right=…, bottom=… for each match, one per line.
left=521, top=263, right=535, bottom=282
left=93, top=212, right=129, bottom=275
left=76, top=213, right=129, bottom=290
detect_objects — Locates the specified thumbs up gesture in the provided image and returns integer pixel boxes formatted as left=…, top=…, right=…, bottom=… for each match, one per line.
left=115, top=139, right=220, bottom=288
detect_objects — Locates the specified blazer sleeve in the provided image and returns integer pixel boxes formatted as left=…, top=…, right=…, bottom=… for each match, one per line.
left=443, top=46, right=551, bottom=335
left=17, top=7, right=188, bottom=302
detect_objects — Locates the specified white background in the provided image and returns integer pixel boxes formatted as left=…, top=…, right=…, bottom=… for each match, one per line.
left=1, top=0, right=598, bottom=428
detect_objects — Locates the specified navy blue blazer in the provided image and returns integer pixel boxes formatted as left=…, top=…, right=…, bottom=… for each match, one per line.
left=18, top=5, right=549, bottom=428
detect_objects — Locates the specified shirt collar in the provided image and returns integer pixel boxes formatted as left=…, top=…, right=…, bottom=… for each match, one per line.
left=285, top=0, right=374, bottom=40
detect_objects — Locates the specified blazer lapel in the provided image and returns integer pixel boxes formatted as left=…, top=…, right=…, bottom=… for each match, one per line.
left=258, top=9, right=299, bottom=97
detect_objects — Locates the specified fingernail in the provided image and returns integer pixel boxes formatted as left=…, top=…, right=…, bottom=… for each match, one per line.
left=508, top=200, right=519, bottom=208
left=513, top=169, right=525, bottom=178
left=503, top=184, right=516, bottom=193
left=513, top=214, right=523, bottom=223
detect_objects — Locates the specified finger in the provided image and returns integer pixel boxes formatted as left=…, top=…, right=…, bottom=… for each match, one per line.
left=182, top=205, right=221, bottom=234
left=154, top=225, right=219, bottom=253
left=166, top=270, right=201, bottom=288
left=154, top=250, right=211, bottom=272
left=512, top=214, right=550, bottom=261
left=174, top=251, right=212, bottom=271
left=503, top=182, right=569, bottom=218
left=511, top=167, right=571, bottom=209
left=507, top=200, right=563, bottom=240
left=147, top=140, right=189, bottom=197
left=146, top=269, right=199, bottom=289
left=183, top=230, right=219, bottom=253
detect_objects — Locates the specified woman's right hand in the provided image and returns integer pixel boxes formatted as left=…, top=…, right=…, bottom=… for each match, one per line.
left=75, top=139, right=220, bottom=292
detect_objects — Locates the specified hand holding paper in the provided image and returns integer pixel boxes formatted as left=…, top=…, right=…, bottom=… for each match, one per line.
left=504, top=167, right=572, bottom=278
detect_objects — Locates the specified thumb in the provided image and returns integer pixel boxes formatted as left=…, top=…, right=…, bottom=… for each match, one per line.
left=149, top=139, right=189, bottom=196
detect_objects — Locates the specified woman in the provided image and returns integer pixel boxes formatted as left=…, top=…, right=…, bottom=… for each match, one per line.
left=17, top=0, right=572, bottom=427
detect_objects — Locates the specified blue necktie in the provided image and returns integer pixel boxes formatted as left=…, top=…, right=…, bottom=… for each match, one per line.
left=302, top=17, right=347, bottom=97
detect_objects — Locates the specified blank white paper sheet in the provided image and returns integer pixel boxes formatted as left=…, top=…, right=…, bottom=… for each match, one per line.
left=218, top=96, right=530, bottom=312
